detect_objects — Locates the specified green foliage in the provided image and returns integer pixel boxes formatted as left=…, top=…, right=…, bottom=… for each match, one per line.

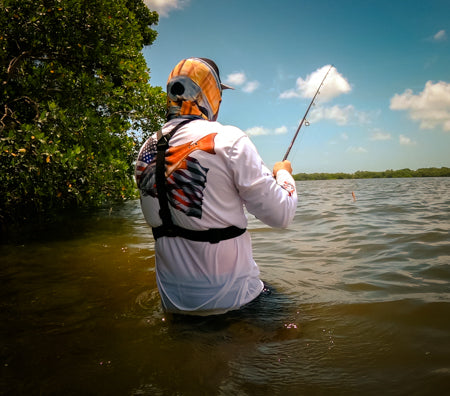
left=0, top=0, right=166, bottom=226
left=293, top=167, right=450, bottom=181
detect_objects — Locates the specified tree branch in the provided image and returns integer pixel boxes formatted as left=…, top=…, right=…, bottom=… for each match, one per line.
left=7, top=51, right=32, bottom=75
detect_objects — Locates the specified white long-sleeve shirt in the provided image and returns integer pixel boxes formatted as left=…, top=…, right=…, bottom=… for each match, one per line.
left=136, top=118, right=297, bottom=315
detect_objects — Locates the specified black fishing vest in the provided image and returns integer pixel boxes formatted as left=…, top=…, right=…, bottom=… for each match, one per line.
left=152, top=119, right=246, bottom=244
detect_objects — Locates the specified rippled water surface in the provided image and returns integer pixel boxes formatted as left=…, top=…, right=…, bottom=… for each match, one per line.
left=1, top=178, right=449, bottom=395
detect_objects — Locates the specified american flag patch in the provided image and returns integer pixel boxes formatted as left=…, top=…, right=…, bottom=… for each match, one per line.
left=135, top=132, right=216, bottom=219
left=135, top=137, right=158, bottom=189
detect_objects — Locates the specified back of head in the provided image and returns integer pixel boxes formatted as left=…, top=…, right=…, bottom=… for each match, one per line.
left=166, top=58, right=231, bottom=121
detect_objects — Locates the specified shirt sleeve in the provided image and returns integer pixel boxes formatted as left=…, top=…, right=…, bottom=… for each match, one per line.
left=228, top=134, right=298, bottom=228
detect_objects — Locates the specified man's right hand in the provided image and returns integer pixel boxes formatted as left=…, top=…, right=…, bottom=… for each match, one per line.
left=273, top=160, right=293, bottom=177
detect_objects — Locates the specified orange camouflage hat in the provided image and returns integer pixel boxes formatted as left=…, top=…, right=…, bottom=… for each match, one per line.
left=166, top=58, right=233, bottom=121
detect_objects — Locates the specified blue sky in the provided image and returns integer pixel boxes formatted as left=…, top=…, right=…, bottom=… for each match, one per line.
left=142, top=0, right=450, bottom=173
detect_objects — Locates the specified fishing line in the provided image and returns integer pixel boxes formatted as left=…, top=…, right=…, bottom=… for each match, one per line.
left=288, top=117, right=310, bottom=160
left=283, top=65, right=334, bottom=162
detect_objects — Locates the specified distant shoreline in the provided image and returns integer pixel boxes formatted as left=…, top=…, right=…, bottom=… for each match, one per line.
left=293, top=167, right=450, bottom=181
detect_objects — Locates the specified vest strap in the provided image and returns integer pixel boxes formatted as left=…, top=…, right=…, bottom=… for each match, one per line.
left=154, top=119, right=246, bottom=244
left=152, top=224, right=246, bottom=244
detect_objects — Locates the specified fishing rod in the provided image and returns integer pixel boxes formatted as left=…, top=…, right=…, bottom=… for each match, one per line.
left=283, top=64, right=334, bottom=161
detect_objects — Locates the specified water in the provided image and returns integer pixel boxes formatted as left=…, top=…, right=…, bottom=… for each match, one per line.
left=1, top=178, right=449, bottom=395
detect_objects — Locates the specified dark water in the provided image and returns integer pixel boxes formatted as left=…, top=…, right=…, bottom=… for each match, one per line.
left=1, top=178, right=449, bottom=395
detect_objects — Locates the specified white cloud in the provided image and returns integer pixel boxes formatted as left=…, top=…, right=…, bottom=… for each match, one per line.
left=245, top=125, right=288, bottom=136
left=370, top=130, right=392, bottom=141
left=347, top=146, right=367, bottom=154
left=280, top=65, right=351, bottom=102
left=144, top=0, right=189, bottom=17
left=225, top=72, right=246, bottom=86
left=340, top=132, right=349, bottom=140
left=275, top=126, right=288, bottom=134
left=309, top=105, right=352, bottom=125
left=308, top=104, right=369, bottom=126
left=245, top=126, right=269, bottom=136
left=433, top=29, right=447, bottom=41
left=225, top=72, right=260, bottom=93
left=279, top=89, right=299, bottom=99
left=399, top=134, right=416, bottom=146
left=243, top=81, right=260, bottom=93
left=390, top=80, right=450, bottom=132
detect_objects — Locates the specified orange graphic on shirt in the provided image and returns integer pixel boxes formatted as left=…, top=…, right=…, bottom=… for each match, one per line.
left=165, top=133, right=217, bottom=177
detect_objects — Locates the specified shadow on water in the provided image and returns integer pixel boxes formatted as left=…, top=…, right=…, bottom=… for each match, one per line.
left=117, top=283, right=307, bottom=396
left=1, top=205, right=126, bottom=246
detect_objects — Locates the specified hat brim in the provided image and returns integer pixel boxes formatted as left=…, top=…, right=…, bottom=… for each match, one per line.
left=221, top=83, right=234, bottom=90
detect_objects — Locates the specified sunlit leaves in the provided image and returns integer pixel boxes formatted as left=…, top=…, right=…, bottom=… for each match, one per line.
left=0, top=0, right=165, bottom=225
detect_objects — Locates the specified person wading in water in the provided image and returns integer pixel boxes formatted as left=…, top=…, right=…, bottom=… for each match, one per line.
left=135, top=58, right=297, bottom=316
